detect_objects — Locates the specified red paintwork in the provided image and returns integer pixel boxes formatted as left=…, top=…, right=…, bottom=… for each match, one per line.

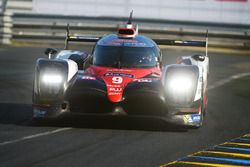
left=86, top=66, right=161, bottom=103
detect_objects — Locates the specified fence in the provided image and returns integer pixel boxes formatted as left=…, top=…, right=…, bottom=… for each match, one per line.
left=0, top=0, right=250, bottom=49
left=33, top=0, right=250, bottom=25
left=3, top=0, right=32, bottom=14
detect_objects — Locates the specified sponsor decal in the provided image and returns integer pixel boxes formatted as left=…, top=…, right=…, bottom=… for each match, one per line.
left=183, top=114, right=201, bottom=123
left=124, top=42, right=147, bottom=47
left=105, top=39, right=148, bottom=47
left=33, top=109, right=47, bottom=118
left=107, top=41, right=122, bottom=46
left=108, top=92, right=122, bottom=96
left=105, top=39, right=140, bottom=46
left=191, top=114, right=201, bottom=122
left=109, top=87, right=122, bottom=92
left=104, top=73, right=134, bottom=78
left=111, top=39, right=138, bottom=43
left=106, top=69, right=132, bottom=72
left=134, top=78, right=153, bottom=83
left=183, top=115, right=193, bottom=123
left=108, top=87, right=123, bottom=96
left=106, top=84, right=121, bottom=88
left=81, top=76, right=96, bottom=80
left=112, top=76, right=123, bottom=84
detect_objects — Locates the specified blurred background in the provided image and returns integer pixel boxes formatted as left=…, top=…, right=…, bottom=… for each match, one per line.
left=32, top=0, right=250, bottom=24
left=0, top=0, right=250, bottom=53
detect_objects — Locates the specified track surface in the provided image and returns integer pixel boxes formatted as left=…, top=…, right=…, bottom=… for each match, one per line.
left=0, top=45, right=250, bottom=167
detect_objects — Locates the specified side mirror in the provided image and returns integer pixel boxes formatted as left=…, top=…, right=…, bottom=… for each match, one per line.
left=44, top=48, right=58, bottom=59
left=192, top=54, right=205, bottom=62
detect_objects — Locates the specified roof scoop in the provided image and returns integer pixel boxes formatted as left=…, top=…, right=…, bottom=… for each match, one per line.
left=118, top=10, right=138, bottom=38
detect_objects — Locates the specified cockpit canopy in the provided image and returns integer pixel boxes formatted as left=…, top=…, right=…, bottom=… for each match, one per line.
left=92, top=34, right=161, bottom=68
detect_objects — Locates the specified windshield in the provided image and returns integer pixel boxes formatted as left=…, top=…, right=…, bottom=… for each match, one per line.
left=92, top=45, right=160, bottom=68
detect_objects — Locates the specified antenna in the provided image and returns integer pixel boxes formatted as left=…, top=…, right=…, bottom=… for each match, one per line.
left=118, top=10, right=138, bottom=38
left=127, top=10, right=133, bottom=25
left=64, top=24, right=70, bottom=50
left=205, top=29, right=208, bottom=57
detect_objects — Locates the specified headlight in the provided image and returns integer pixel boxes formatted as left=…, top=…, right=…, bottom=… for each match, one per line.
left=39, top=73, right=64, bottom=96
left=165, top=72, right=198, bottom=105
left=167, top=75, right=194, bottom=94
left=163, top=65, right=199, bottom=106
left=41, top=74, right=63, bottom=84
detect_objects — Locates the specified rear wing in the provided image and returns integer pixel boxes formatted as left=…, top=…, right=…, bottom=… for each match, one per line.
left=64, top=24, right=208, bottom=57
left=153, top=30, right=208, bottom=57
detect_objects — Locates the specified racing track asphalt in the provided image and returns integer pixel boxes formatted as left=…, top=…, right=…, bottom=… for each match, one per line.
left=0, top=45, right=249, bottom=167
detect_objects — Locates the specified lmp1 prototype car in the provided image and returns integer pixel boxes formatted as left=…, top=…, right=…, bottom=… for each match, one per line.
left=33, top=13, right=209, bottom=128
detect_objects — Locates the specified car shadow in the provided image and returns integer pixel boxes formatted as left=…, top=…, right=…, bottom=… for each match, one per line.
left=0, top=103, right=33, bottom=125
left=0, top=103, right=188, bottom=132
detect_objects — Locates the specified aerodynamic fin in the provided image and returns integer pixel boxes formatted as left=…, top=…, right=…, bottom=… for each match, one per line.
left=118, top=10, right=138, bottom=38
left=64, top=24, right=70, bottom=50
left=127, top=10, right=133, bottom=25
left=205, top=29, right=208, bottom=57
left=64, top=24, right=101, bottom=49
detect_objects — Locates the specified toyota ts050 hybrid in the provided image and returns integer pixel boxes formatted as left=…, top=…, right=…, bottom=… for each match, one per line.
left=33, top=12, right=209, bottom=128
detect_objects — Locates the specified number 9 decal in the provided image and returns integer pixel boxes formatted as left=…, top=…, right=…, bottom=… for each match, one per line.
left=112, top=77, right=123, bottom=84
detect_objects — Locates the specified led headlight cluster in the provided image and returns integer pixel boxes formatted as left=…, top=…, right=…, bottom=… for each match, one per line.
left=167, top=75, right=194, bottom=95
left=164, top=66, right=199, bottom=106
left=39, top=71, right=66, bottom=96
left=35, top=59, right=69, bottom=101
left=41, top=74, right=63, bottom=84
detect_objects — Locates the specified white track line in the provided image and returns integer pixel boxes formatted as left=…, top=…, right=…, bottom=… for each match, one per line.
left=0, top=127, right=72, bottom=146
left=208, top=72, right=250, bottom=90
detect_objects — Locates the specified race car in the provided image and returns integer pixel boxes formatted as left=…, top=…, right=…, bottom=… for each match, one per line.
left=33, top=12, right=209, bottom=128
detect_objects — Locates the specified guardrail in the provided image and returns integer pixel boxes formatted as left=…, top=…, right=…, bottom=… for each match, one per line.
left=0, top=12, right=12, bottom=44
left=0, top=0, right=7, bottom=13
left=2, top=0, right=32, bottom=14
left=1, top=13, right=250, bottom=49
